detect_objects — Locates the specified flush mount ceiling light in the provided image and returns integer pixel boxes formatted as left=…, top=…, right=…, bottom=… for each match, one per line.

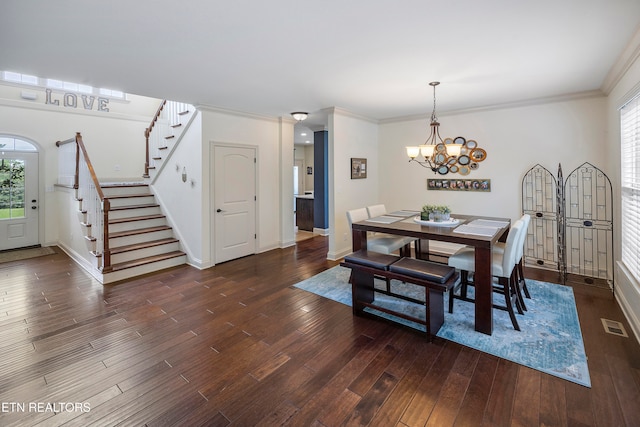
left=405, top=82, right=487, bottom=175
left=291, top=112, right=308, bottom=121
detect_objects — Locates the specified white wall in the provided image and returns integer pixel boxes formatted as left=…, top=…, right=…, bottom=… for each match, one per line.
left=152, top=112, right=204, bottom=266
left=606, top=33, right=640, bottom=342
left=199, top=107, right=294, bottom=266
left=379, top=96, right=609, bottom=222
left=0, top=86, right=158, bottom=248
left=328, top=109, right=380, bottom=260
left=304, top=144, right=314, bottom=191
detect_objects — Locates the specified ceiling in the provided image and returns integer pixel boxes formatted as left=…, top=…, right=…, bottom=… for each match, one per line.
left=2, top=0, right=640, bottom=145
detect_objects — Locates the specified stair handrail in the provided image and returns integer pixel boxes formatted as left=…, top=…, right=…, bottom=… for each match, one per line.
left=56, top=132, right=112, bottom=271
left=144, top=99, right=167, bottom=178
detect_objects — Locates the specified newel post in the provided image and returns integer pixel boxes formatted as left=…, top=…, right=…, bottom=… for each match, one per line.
left=102, top=198, right=112, bottom=272
left=143, top=128, right=150, bottom=178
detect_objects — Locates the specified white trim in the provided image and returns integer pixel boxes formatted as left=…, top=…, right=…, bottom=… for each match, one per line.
left=324, top=107, right=379, bottom=124
left=615, top=261, right=640, bottom=344
left=380, top=90, right=605, bottom=124
left=602, top=27, right=640, bottom=95
left=196, top=104, right=280, bottom=123
left=313, top=227, right=330, bottom=236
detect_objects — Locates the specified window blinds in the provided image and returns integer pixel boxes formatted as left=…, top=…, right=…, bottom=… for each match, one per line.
left=621, top=92, right=640, bottom=284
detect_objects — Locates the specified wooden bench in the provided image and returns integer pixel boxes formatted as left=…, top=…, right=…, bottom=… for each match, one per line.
left=341, top=250, right=458, bottom=339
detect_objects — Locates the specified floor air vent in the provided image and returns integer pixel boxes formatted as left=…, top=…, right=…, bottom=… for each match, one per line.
left=601, top=318, right=628, bottom=337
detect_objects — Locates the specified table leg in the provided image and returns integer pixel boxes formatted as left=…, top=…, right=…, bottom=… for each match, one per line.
left=352, top=229, right=367, bottom=252
left=474, top=245, right=493, bottom=335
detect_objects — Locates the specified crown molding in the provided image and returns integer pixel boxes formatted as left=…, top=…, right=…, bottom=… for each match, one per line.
left=379, top=90, right=605, bottom=124
left=601, top=26, right=640, bottom=95
left=195, top=103, right=280, bottom=123
left=322, top=106, right=379, bottom=124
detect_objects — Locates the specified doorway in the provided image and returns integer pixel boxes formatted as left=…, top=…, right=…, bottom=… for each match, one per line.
left=0, top=144, right=39, bottom=251
left=212, top=144, right=257, bottom=264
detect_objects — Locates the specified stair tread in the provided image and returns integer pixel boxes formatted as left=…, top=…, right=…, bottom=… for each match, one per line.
left=109, top=251, right=185, bottom=272
left=109, top=225, right=172, bottom=238
left=105, top=193, right=152, bottom=199
left=109, top=213, right=165, bottom=224
left=110, top=238, right=179, bottom=255
left=110, top=203, right=160, bottom=211
left=101, top=183, right=149, bottom=189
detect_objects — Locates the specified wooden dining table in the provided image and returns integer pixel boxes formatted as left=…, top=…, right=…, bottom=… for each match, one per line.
left=350, top=212, right=510, bottom=335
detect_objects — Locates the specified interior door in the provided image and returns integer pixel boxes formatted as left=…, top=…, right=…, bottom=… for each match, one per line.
left=213, top=145, right=256, bottom=263
left=0, top=152, right=39, bottom=250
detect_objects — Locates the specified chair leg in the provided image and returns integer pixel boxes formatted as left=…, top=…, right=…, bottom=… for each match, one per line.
left=517, top=260, right=531, bottom=298
left=460, top=271, right=470, bottom=298
left=512, top=269, right=527, bottom=312
left=500, top=277, right=520, bottom=331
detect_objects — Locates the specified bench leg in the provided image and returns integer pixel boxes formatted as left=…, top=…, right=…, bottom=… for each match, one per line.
left=427, top=289, right=445, bottom=338
left=351, top=269, right=375, bottom=315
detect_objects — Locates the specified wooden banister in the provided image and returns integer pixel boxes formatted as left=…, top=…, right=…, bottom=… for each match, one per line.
left=56, top=132, right=112, bottom=272
left=75, top=133, right=105, bottom=201
left=144, top=99, right=167, bottom=178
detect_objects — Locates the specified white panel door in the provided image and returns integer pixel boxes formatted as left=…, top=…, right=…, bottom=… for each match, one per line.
left=213, top=145, right=256, bottom=263
left=0, top=152, right=39, bottom=250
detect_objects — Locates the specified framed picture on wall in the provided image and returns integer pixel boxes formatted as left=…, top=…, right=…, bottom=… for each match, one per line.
left=351, top=158, right=367, bottom=179
left=427, top=178, right=491, bottom=192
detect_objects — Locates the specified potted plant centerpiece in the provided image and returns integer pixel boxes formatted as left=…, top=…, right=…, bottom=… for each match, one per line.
left=421, top=204, right=451, bottom=222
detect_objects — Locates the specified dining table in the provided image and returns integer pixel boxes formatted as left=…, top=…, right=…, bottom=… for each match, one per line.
left=350, top=211, right=511, bottom=335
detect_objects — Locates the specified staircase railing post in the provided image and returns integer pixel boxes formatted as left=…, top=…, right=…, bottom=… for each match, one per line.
left=143, top=128, right=150, bottom=178
left=144, top=99, right=167, bottom=179
left=102, top=198, right=112, bottom=272
left=74, top=132, right=81, bottom=189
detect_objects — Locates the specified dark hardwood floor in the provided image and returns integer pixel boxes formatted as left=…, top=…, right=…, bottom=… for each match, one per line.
left=1, top=237, right=639, bottom=426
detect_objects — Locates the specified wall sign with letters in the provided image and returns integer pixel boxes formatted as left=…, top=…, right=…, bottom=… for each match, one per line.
left=45, top=88, right=110, bottom=112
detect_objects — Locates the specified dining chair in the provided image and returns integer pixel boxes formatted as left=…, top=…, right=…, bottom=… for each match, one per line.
left=346, top=207, right=413, bottom=291
left=346, top=208, right=413, bottom=256
left=364, top=204, right=417, bottom=256
left=447, top=218, right=526, bottom=331
left=492, top=214, right=531, bottom=308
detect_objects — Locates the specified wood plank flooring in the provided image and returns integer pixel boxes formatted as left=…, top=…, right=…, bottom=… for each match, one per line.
left=1, top=237, right=639, bottom=426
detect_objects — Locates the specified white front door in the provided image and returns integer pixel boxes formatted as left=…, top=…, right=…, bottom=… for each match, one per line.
left=213, top=145, right=256, bottom=264
left=0, top=152, right=39, bottom=250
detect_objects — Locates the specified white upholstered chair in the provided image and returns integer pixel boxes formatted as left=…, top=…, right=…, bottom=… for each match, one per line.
left=447, top=218, right=526, bottom=331
left=347, top=207, right=415, bottom=291
left=364, top=204, right=417, bottom=254
left=346, top=208, right=413, bottom=256
left=493, top=214, right=531, bottom=308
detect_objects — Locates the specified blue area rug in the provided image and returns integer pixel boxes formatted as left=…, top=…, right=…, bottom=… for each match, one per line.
left=293, top=265, right=590, bottom=387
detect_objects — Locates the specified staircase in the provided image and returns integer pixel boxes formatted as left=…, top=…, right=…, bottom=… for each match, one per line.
left=82, top=183, right=186, bottom=283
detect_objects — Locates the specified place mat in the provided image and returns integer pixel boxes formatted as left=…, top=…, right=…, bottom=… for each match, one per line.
left=468, top=219, right=510, bottom=228
left=365, top=215, right=403, bottom=224
left=453, top=224, right=499, bottom=237
left=387, top=210, right=420, bottom=218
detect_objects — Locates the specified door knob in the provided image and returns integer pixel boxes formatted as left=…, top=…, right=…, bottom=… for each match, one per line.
left=31, top=206, right=37, bottom=209
left=216, top=209, right=224, bottom=213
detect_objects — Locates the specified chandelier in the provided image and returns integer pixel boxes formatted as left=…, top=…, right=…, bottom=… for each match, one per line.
left=405, top=82, right=487, bottom=175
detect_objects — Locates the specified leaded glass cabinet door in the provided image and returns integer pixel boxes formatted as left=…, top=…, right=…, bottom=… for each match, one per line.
left=521, top=164, right=558, bottom=270
left=564, top=162, right=613, bottom=287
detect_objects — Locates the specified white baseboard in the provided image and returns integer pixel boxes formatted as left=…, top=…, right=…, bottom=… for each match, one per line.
left=615, top=262, right=640, bottom=344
